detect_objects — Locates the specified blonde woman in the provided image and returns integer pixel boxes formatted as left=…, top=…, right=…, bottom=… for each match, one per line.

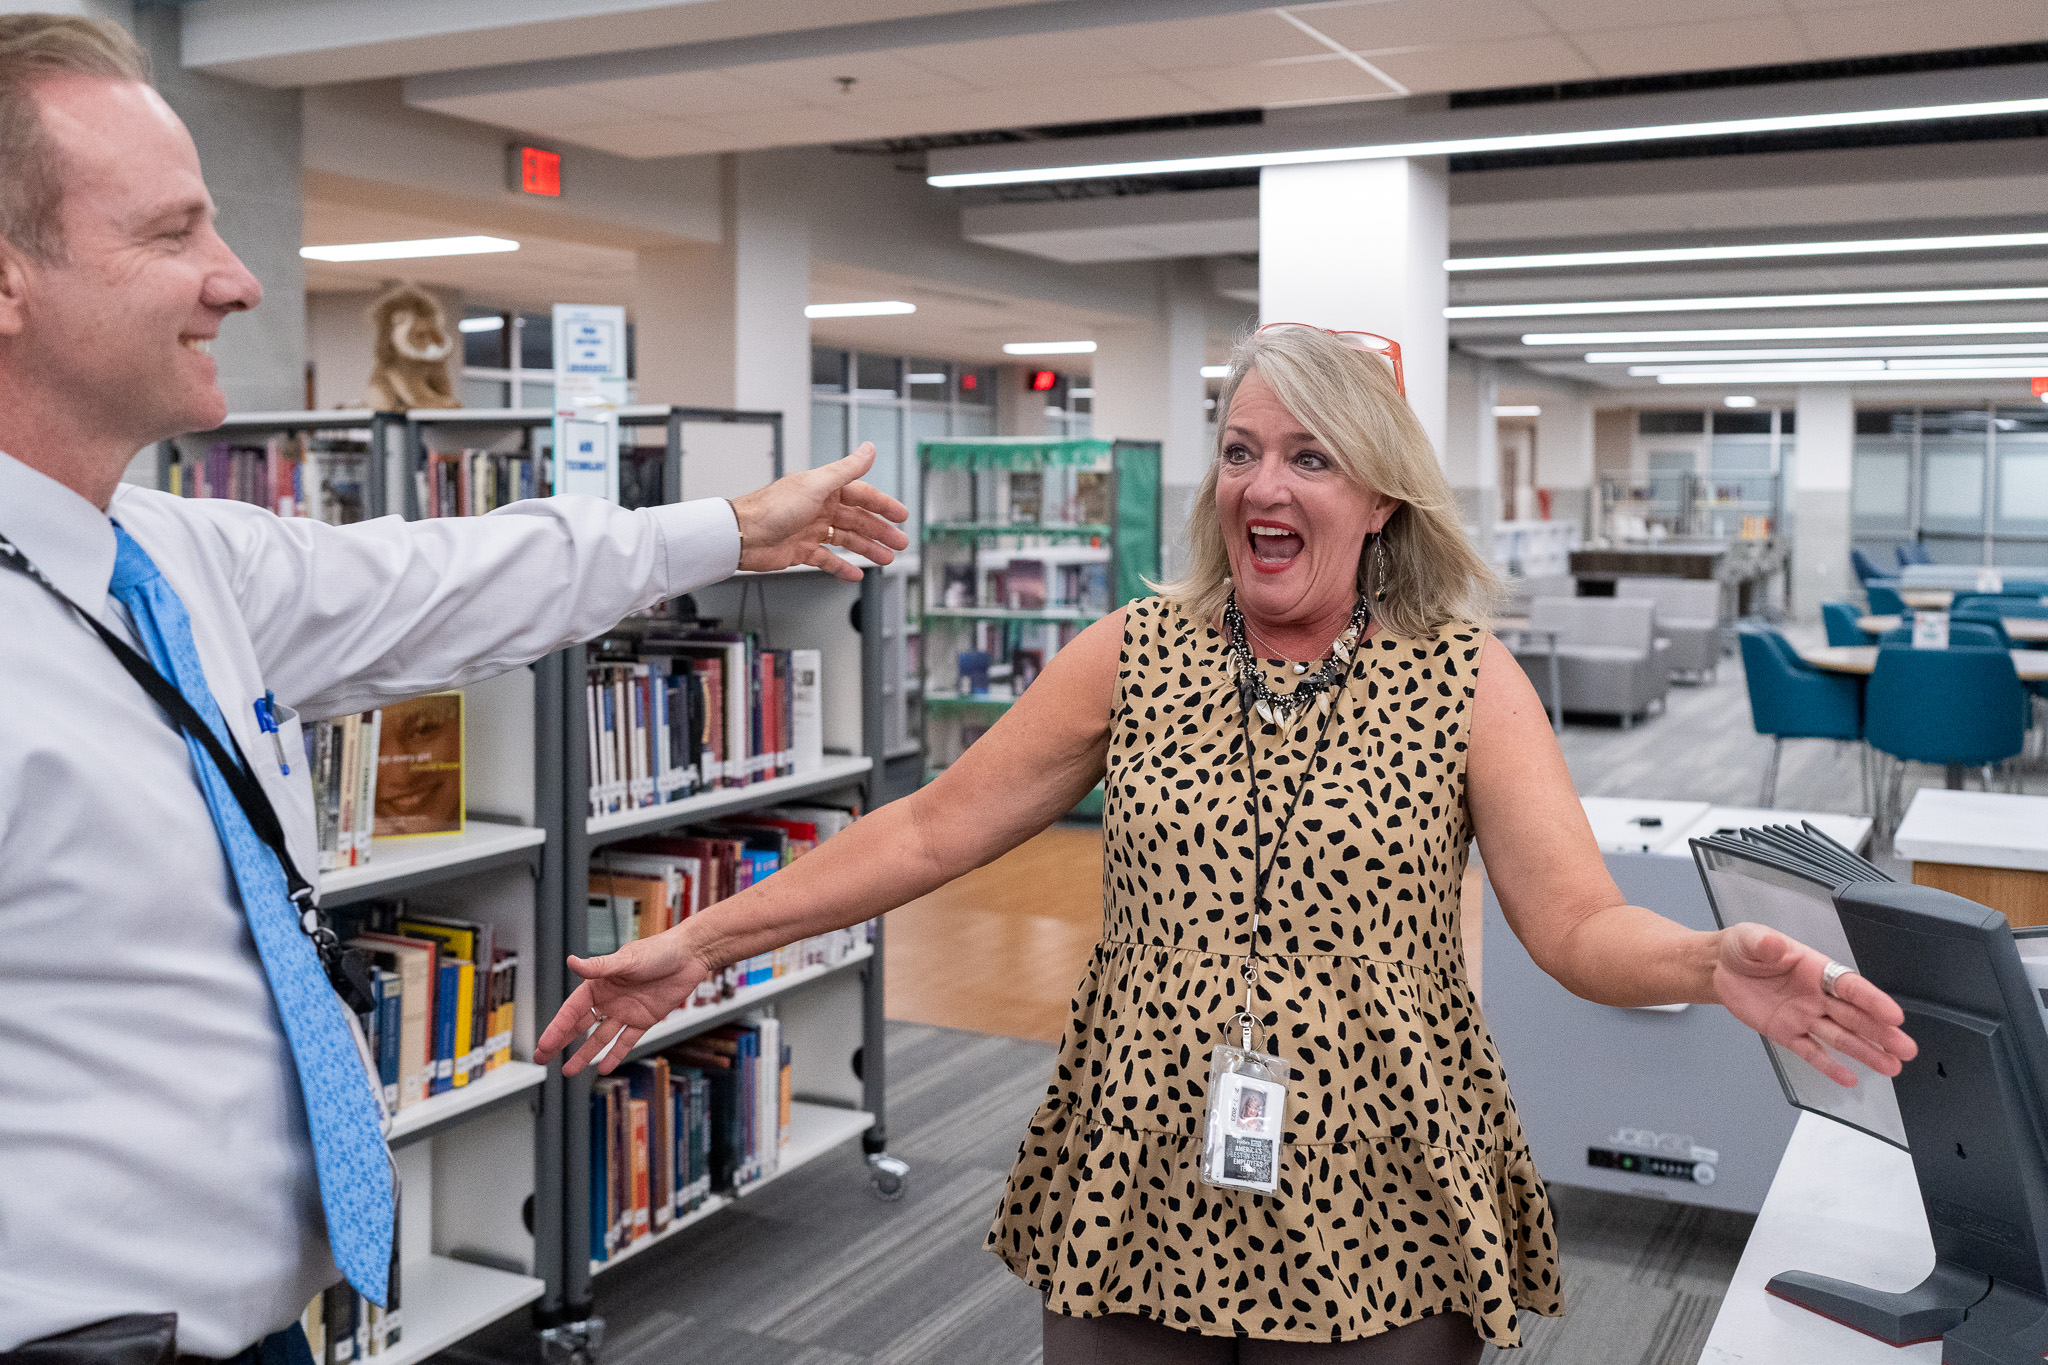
left=539, top=325, right=1915, bottom=1363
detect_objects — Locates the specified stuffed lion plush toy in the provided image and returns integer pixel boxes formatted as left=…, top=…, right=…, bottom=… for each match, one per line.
left=366, top=283, right=460, bottom=410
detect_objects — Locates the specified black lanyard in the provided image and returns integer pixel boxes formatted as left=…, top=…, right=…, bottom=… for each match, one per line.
left=1234, top=651, right=1355, bottom=1046
left=0, top=530, right=374, bottom=1013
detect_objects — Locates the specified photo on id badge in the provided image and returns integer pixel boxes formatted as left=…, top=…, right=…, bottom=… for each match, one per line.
left=1213, top=1072, right=1284, bottom=1191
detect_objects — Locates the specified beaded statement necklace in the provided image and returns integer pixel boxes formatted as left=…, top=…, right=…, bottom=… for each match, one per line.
left=1222, top=591, right=1370, bottom=725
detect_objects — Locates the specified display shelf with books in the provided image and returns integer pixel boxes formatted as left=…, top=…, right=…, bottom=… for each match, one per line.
left=154, top=410, right=405, bottom=524
left=916, top=436, right=1160, bottom=780
left=369, top=1254, right=545, bottom=1365
left=321, top=820, right=546, bottom=907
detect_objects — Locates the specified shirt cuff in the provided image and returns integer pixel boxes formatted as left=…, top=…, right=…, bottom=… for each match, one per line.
left=651, top=498, right=741, bottom=597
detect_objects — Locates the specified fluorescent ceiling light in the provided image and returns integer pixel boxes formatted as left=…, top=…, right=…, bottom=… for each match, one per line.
left=805, top=300, right=915, bottom=318
left=457, top=316, right=504, bottom=333
left=1069, top=387, right=1096, bottom=398
left=1451, top=286, right=2048, bottom=319
left=906, top=372, right=947, bottom=384
left=300, top=235, right=518, bottom=262
left=1494, top=405, right=1541, bottom=417
left=928, top=95, right=2048, bottom=188
left=1723, top=396, right=1758, bottom=407
left=1657, top=367, right=2048, bottom=384
left=1529, top=321, right=2048, bottom=344
left=1004, top=341, right=1097, bottom=355
left=1448, top=230, right=2048, bottom=272
left=1200, top=365, right=1231, bottom=378
left=1633, top=358, right=2048, bottom=378
left=1587, top=343, right=2048, bottom=363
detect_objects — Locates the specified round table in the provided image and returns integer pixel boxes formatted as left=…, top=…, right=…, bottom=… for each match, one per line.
left=1798, top=645, right=2048, bottom=681
left=1900, top=589, right=1954, bottom=610
left=1859, top=614, right=2048, bottom=642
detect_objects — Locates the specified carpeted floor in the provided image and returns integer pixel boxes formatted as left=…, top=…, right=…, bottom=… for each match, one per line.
left=444, top=1021, right=1755, bottom=1364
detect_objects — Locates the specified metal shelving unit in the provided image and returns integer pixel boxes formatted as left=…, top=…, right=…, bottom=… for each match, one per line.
left=156, top=409, right=405, bottom=522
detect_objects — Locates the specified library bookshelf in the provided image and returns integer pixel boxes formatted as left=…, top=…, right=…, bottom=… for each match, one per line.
left=155, top=408, right=902, bottom=1364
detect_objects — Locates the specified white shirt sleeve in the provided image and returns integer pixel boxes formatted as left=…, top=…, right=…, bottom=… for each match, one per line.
left=190, top=495, right=740, bottom=721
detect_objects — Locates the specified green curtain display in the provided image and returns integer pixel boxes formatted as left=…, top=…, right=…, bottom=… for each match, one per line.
left=920, top=437, right=1114, bottom=471
left=1112, top=440, right=1162, bottom=607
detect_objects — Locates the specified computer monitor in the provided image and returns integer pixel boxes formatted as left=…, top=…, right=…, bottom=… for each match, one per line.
left=1693, top=843, right=2048, bottom=1364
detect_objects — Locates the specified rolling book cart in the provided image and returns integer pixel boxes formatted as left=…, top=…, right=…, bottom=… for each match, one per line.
left=160, top=407, right=901, bottom=1364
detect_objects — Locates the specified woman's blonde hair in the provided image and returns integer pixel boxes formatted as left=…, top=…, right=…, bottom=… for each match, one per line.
left=1157, top=324, right=1497, bottom=640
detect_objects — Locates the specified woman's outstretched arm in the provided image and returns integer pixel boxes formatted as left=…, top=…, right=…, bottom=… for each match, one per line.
left=1466, top=635, right=1915, bottom=1087
left=535, top=608, right=1127, bottom=1074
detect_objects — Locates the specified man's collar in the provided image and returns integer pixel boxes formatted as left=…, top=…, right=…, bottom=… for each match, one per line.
left=0, top=450, right=118, bottom=612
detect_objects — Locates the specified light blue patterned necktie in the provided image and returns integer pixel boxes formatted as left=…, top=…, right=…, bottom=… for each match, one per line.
left=108, top=525, right=392, bottom=1306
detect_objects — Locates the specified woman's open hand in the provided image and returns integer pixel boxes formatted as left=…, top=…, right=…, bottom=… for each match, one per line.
left=534, top=930, right=711, bottom=1076
left=1713, top=921, right=1918, bottom=1087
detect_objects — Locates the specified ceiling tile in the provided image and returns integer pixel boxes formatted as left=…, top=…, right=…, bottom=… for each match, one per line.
left=894, top=31, right=1149, bottom=88
left=1366, top=35, right=1599, bottom=93
left=842, top=71, right=1233, bottom=141
left=1297, top=0, right=1558, bottom=50
left=1524, top=0, right=1787, bottom=31
left=578, top=68, right=787, bottom=118
left=1570, top=15, right=1813, bottom=77
left=724, top=48, right=976, bottom=105
left=1795, top=0, right=2048, bottom=57
left=1167, top=54, right=1403, bottom=106
left=689, top=104, right=890, bottom=143
left=557, top=118, right=732, bottom=159
left=419, top=85, right=645, bottom=133
left=1086, top=11, right=1331, bottom=70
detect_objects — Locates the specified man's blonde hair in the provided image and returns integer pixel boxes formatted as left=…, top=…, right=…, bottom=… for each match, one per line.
left=0, top=15, right=150, bottom=265
left=1156, top=324, right=1497, bottom=640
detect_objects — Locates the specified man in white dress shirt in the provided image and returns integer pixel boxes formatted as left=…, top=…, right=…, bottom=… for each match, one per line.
left=0, top=16, right=907, bottom=1360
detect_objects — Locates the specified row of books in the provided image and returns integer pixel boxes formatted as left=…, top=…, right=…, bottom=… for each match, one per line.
left=340, top=900, right=519, bottom=1110
left=937, top=557, right=1108, bottom=613
left=168, top=435, right=373, bottom=525
left=588, top=1016, right=789, bottom=1263
left=587, top=804, right=871, bottom=1000
left=300, top=1270, right=400, bottom=1362
left=419, top=448, right=545, bottom=518
left=307, top=711, right=382, bottom=870
left=584, top=633, right=823, bottom=818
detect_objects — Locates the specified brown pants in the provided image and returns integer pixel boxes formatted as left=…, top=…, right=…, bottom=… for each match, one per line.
left=1042, top=1309, right=1485, bottom=1365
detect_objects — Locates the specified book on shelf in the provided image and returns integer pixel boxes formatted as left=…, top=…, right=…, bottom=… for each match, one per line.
left=584, top=627, right=821, bottom=817
left=373, top=692, right=464, bottom=839
left=589, top=1015, right=793, bottom=1264
left=420, top=448, right=543, bottom=518
left=1005, top=558, right=1048, bottom=611
left=342, top=899, right=521, bottom=1110
left=169, top=433, right=374, bottom=525
left=587, top=804, right=872, bottom=1001
left=306, top=710, right=382, bottom=870
left=300, top=1196, right=402, bottom=1361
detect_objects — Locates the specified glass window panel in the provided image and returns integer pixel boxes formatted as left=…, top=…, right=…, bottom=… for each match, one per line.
left=1922, top=445, right=1985, bottom=525
left=461, top=376, right=510, bottom=409
left=906, top=407, right=950, bottom=537
left=1921, top=409, right=1992, bottom=436
left=1709, top=436, right=1774, bottom=472
left=1851, top=448, right=1909, bottom=521
left=959, top=366, right=995, bottom=405
left=1857, top=408, right=1912, bottom=436
left=855, top=352, right=901, bottom=396
left=1777, top=410, right=1795, bottom=435
left=518, top=314, right=552, bottom=371
left=1639, top=410, right=1705, bottom=435
left=1712, top=411, right=1771, bottom=435
left=955, top=407, right=995, bottom=437
left=856, top=403, right=903, bottom=503
left=461, top=313, right=507, bottom=368
left=811, top=400, right=848, bottom=469
left=810, top=347, right=847, bottom=393
left=1997, top=443, right=2048, bottom=530
left=906, top=359, right=951, bottom=397
left=1997, top=407, right=2048, bottom=434
left=521, top=380, right=554, bottom=413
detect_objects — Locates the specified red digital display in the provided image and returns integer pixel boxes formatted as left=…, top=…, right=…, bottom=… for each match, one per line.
left=519, top=146, right=562, bottom=197
left=961, top=373, right=978, bottom=391
left=1030, top=370, right=1057, bottom=392
left=2034, top=375, right=2048, bottom=397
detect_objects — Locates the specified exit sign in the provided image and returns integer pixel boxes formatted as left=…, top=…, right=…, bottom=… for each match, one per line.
left=511, top=144, right=561, bottom=197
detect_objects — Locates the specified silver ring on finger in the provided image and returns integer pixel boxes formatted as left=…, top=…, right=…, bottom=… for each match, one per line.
left=825, top=524, right=836, bottom=544
left=1821, top=960, right=1854, bottom=999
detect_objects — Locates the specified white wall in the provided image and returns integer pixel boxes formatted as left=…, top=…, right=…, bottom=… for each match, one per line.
left=308, top=285, right=462, bottom=410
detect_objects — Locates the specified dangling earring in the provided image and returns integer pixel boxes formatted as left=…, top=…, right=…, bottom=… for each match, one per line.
left=1371, top=531, right=1390, bottom=602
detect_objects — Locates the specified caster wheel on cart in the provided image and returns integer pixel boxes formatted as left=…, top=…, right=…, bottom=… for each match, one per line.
left=868, top=1152, right=909, bottom=1201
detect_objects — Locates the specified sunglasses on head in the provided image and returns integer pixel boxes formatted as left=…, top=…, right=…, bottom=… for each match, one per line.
left=1255, top=322, right=1404, bottom=397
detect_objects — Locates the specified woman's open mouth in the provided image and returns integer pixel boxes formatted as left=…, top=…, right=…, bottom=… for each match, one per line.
left=1247, top=520, right=1304, bottom=572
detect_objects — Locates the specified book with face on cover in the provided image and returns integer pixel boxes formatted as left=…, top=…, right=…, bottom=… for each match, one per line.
left=375, top=692, right=464, bottom=838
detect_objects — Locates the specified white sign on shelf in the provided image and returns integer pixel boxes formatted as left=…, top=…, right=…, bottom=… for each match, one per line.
left=555, top=411, right=619, bottom=503
left=552, top=304, right=628, bottom=502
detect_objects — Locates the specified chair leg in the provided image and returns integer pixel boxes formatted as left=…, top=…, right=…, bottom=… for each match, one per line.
left=1860, top=742, right=1872, bottom=817
left=1760, top=736, right=1782, bottom=808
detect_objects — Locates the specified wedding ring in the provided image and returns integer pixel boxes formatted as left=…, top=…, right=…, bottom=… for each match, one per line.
left=825, top=525, right=836, bottom=544
left=1821, top=960, right=1853, bottom=999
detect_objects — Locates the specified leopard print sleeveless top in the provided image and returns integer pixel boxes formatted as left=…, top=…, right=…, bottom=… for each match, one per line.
left=987, top=597, right=1562, bottom=1346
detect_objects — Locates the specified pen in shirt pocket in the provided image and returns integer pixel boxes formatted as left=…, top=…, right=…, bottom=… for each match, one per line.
left=253, top=690, right=290, bottom=775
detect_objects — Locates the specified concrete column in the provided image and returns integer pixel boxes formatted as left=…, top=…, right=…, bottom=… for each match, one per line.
left=634, top=153, right=809, bottom=465
left=1443, top=352, right=1498, bottom=560
left=134, top=6, right=303, bottom=414
left=994, top=365, right=1044, bottom=436
left=1258, top=158, right=1448, bottom=460
left=1793, top=386, right=1855, bottom=621
left=1089, top=261, right=1207, bottom=579
left=1536, top=393, right=1597, bottom=539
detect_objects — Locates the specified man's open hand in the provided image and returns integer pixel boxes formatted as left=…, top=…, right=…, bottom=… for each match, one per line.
left=729, top=443, right=909, bottom=582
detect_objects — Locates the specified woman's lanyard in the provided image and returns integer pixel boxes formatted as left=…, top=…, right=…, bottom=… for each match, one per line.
left=1234, top=651, right=1355, bottom=1050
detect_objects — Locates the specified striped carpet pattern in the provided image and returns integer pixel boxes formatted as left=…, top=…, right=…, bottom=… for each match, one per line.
left=443, top=1021, right=1755, bottom=1364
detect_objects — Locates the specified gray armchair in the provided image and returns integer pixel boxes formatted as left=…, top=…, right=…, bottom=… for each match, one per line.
left=1509, top=597, right=1671, bottom=728
left=1615, top=576, right=1723, bottom=682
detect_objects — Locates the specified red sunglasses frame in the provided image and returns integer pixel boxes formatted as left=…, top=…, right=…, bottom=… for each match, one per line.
left=1255, top=322, right=1405, bottom=397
